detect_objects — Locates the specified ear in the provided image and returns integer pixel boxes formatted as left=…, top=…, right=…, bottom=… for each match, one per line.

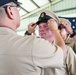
left=5, top=6, right=14, bottom=20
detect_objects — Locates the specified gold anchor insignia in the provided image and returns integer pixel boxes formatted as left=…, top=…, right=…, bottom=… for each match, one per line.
left=40, top=12, right=45, bottom=17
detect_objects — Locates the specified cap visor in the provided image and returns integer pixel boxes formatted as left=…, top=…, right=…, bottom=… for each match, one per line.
left=14, top=1, right=22, bottom=6
left=36, top=20, right=47, bottom=25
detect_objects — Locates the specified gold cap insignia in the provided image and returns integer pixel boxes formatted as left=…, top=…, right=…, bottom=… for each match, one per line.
left=40, top=12, right=46, bottom=18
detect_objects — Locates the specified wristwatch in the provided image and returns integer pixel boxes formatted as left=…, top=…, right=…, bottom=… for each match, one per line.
left=25, top=31, right=31, bottom=35
left=70, top=30, right=76, bottom=38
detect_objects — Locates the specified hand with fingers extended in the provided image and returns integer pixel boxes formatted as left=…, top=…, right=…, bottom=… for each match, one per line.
left=28, top=22, right=37, bottom=34
left=47, top=19, right=58, bottom=31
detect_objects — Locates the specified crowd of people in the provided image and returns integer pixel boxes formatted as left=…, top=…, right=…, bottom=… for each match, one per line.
left=0, top=0, right=76, bottom=75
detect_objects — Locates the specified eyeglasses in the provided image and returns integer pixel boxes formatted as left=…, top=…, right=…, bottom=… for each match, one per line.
left=2, top=5, right=21, bottom=11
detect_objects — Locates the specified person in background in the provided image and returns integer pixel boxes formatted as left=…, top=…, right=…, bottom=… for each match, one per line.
left=59, top=18, right=76, bottom=53
left=59, top=18, right=76, bottom=42
left=0, top=0, right=66, bottom=75
left=26, top=11, right=76, bottom=75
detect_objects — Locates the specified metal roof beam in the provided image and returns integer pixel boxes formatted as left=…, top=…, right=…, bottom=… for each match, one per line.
left=54, top=7, right=76, bottom=13
left=30, top=0, right=40, bottom=8
left=20, top=6, right=30, bottom=13
left=48, top=0, right=52, bottom=3
left=21, top=0, right=62, bottom=20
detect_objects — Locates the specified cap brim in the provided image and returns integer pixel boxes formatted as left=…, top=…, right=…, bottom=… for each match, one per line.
left=36, top=19, right=47, bottom=25
left=36, top=15, right=51, bottom=25
left=14, top=1, right=22, bottom=6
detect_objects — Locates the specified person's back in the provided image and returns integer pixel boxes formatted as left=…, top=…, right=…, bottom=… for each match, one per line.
left=0, top=27, right=42, bottom=75
left=0, top=27, right=63, bottom=75
left=0, top=28, right=38, bottom=75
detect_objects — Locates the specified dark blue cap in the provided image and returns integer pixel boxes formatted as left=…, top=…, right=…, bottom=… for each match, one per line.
left=36, top=12, right=51, bottom=25
left=0, top=0, right=21, bottom=6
